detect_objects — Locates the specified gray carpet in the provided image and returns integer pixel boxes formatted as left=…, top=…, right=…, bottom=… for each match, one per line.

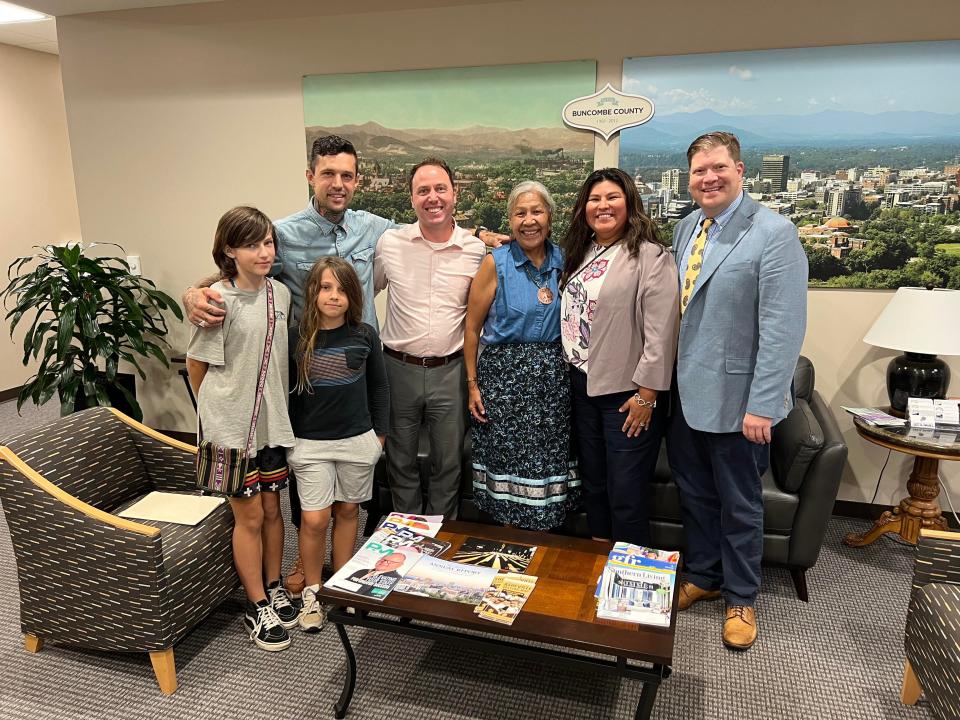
left=0, top=400, right=936, bottom=719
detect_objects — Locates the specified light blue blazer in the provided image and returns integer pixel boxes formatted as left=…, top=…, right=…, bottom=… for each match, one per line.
left=672, top=192, right=808, bottom=433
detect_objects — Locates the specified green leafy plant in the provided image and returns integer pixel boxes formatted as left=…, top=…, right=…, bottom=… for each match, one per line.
left=3, top=243, right=183, bottom=421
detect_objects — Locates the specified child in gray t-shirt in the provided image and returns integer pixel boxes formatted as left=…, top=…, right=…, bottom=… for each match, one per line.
left=186, top=206, right=298, bottom=653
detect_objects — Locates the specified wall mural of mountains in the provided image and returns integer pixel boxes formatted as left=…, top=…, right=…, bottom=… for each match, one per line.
left=306, top=121, right=593, bottom=159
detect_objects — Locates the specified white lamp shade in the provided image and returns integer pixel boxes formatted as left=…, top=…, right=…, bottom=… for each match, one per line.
left=863, top=287, right=960, bottom=355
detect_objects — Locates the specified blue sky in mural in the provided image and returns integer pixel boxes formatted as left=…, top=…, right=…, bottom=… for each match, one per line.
left=622, top=41, right=960, bottom=116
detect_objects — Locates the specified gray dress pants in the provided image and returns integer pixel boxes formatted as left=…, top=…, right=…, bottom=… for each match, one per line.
left=383, top=354, right=466, bottom=520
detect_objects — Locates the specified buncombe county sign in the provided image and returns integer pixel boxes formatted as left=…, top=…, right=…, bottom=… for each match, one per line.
left=562, top=83, right=655, bottom=141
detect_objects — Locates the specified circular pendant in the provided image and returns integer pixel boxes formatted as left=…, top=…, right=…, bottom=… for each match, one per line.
left=538, top=287, right=554, bottom=305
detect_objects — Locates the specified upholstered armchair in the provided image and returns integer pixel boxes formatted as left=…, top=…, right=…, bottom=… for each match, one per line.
left=0, top=407, right=237, bottom=694
left=902, top=529, right=960, bottom=719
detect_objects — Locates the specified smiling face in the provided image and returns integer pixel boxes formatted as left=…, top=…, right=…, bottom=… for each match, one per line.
left=585, top=180, right=628, bottom=243
left=314, top=268, right=348, bottom=327
left=374, top=553, right=406, bottom=572
left=306, top=152, right=358, bottom=217
left=410, top=164, right=457, bottom=238
left=509, top=191, right=551, bottom=254
left=225, top=230, right=275, bottom=284
left=688, top=145, right=745, bottom=218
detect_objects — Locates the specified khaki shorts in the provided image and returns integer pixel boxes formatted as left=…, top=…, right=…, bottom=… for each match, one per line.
left=287, top=430, right=383, bottom=511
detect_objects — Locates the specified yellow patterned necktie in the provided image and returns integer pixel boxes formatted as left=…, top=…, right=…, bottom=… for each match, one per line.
left=680, top=217, right=714, bottom=314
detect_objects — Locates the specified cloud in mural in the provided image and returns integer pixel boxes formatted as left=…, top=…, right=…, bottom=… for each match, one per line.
left=728, top=65, right=754, bottom=81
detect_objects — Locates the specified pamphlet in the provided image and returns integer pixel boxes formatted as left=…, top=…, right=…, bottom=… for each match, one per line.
left=841, top=407, right=907, bottom=427
left=475, top=573, right=538, bottom=625
left=451, top=537, right=537, bottom=573
left=394, top=554, right=499, bottom=605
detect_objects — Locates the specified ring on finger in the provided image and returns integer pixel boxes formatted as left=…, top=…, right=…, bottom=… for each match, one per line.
left=198, top=319, right=207, bottom=328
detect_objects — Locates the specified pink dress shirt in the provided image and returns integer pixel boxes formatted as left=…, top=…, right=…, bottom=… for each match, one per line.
left=374, top=223, right=485, bottom=357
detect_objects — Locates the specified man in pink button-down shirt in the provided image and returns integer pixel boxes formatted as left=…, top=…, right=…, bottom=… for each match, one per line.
left=374, top=158, right=486, bottom=519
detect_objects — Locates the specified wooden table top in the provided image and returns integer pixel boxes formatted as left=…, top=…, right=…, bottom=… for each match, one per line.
left=317, top=520, right=678, bottom=665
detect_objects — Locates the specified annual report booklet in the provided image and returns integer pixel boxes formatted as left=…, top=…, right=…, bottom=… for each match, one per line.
left=474, top=572, right=538, bottom=625
left=394, top=554, right=499, bottom=605
left=595, top=543, right=679, bottom=627
left=324, top=530, right=424, bottom=600
left=451, top=537, right=537, bottom=573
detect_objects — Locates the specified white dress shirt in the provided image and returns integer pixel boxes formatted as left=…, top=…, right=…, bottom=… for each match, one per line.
left=374, top=223, right=485, bottom=357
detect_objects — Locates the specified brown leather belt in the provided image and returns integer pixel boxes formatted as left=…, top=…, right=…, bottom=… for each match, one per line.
left=383, top=346, right=463, bottom=368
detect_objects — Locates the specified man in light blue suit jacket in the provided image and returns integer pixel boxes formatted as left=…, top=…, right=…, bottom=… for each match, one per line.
left=667, top=132, right=807, bottom=651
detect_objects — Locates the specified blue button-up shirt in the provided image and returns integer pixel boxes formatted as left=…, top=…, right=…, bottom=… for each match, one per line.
left=481, top=241, right=563, bottom=345
left=273, top=202, right=396, bottom=327
left=678, top=191, right=744, bottom=291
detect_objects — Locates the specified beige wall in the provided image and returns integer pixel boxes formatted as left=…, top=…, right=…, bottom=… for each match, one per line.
left=0, top=43, right=82, bottom=394
left=53, top=0, right=960, bottom=505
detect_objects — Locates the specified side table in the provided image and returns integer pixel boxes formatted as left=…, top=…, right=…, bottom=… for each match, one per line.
left=843, top=417, right=959, bottom=547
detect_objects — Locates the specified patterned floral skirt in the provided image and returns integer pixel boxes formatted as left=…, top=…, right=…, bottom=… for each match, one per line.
left=471, top=342, right=579, bottom=531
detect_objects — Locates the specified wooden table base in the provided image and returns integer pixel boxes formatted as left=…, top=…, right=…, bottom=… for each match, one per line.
left=844, top=455, right=948, bottom=547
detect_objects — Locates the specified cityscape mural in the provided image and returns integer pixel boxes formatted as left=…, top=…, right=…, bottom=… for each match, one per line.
left=619, top=41, right=960, bottom=289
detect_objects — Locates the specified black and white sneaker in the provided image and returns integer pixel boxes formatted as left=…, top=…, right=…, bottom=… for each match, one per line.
left=244, top=600, right=291, bottom=652
left=267, top=581, right=300, bottom=629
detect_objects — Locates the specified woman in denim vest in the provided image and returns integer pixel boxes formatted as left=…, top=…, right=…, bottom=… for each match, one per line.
left=463, top=181, right=578, bottom=530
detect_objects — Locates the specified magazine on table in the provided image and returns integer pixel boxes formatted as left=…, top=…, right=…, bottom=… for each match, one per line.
left=379, top=512, right=444, bottom=538
left=451, top=537, right=537, bottom=573
left=377, top=519, right=451, bottom=557
left=394, top=554, right=499, bottom=605
left=594, top=542, right=678, bottom=626
left=474, top=572, right=538, bottom=625
left=324, top=530, right=423, bottom=601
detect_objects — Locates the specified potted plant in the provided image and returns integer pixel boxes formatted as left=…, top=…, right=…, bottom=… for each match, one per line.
left=3, top=242, right=183, bottom=421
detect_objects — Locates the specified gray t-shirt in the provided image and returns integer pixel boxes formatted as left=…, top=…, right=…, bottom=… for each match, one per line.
left=187, top=279, right=295, bottom=455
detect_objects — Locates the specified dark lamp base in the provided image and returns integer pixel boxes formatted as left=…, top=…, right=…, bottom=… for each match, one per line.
left=886, top=352, right=950, bottom=413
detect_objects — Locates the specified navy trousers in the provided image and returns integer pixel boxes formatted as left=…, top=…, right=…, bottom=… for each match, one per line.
left=570, top=368, right=666, bottom=546
left=667, top=392, right=769, bottom=607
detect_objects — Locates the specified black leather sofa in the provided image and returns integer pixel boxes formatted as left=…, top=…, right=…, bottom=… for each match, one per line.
left=367, top=355, right=847, bottom=602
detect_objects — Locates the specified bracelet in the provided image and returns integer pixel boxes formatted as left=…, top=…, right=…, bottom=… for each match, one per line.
left=633, top=393, right=656, bottom=408
left=466, top=378, right=477, bottom=385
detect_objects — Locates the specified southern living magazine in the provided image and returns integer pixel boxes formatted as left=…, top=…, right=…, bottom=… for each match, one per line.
left=595, top=542, right=678, bottom=626
left=394, top=555, right=499, bottom=605
left=324, top=531, right=423, bottom=601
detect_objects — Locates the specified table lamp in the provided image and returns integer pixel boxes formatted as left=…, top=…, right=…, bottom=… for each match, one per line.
left=862, top=286, right=960, bottom=414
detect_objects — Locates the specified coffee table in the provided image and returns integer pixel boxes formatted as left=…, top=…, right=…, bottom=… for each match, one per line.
left=317, top=520, right=678, bottom=720
left=843, top=417, right=960, bottom=547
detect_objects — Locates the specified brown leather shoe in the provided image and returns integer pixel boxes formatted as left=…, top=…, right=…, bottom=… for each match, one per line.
left=677, top=581, right=721, bottom=611
left=723, top=605, right=757, bottom=650
left=284, top=556, right=305, bottom=598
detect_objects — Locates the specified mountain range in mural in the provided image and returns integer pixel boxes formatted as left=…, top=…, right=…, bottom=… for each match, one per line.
left=306, top=121, right=593, bottom=159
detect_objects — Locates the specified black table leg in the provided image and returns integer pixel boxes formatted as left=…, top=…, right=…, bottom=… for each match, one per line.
left=332, top=622, right=357, bottom=719
left=634, top=679, right=660, bottom=720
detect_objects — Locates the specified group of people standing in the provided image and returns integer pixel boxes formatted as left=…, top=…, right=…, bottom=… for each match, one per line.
left=184, top=129, right=807, bottom=655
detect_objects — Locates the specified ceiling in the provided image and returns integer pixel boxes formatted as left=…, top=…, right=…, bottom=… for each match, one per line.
left=0, top=1, right=221, bottom=53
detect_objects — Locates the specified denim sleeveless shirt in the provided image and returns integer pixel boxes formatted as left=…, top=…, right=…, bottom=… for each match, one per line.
left=480, top=241, right=563, bottom=345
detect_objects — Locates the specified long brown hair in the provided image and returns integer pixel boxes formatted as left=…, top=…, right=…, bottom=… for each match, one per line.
left=295, top=256, right=365, bottom=393
left=211, top=206, right=275, bottom=279
left=559, top=168, right=664, bottom=289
